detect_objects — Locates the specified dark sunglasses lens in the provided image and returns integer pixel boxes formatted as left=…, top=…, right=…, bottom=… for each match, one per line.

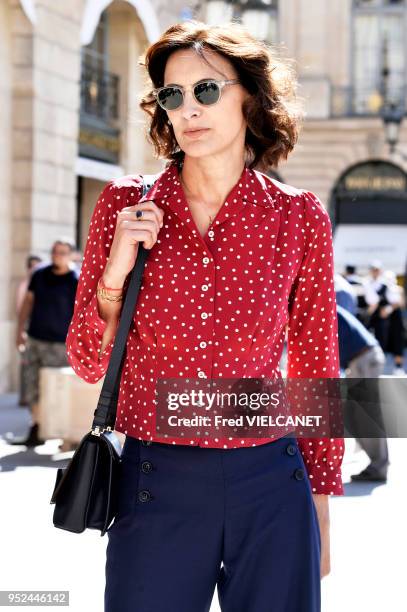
left=157, top=87, right=183, bottom=110
left=194, top=81, right=220, bottom=105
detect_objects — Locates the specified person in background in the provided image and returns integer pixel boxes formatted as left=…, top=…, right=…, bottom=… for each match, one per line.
left=344, top=264, right=363, bottom=286
left=336, top=304, right=389, bottom=482
left=15, top=254, right=43, bottom=406
left=16, top=254, right=43, bottom=315
left=334, top=273, right=357, bottom=315
left=343, top=264, right=368, bottom=324
left=403, top=255, right=407, bottom=308
left=365, top=260, right=405, bottom=375
left=381, top=269, right=406, bottom=376
left=6, top=238, right=79, bottom=447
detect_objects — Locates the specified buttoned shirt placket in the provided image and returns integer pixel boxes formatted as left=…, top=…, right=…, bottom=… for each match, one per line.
left=137, top=163, right=281, bottom=442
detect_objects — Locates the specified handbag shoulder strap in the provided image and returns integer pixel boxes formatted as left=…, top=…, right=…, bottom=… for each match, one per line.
left=91, top=171, right=162, bottom=431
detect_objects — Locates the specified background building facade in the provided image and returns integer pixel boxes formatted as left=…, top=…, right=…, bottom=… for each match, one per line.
left=1, top=0, right=406, bottom=391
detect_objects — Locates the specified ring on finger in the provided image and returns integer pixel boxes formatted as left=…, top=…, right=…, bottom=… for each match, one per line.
left=136, top=209, right=144, bottom=219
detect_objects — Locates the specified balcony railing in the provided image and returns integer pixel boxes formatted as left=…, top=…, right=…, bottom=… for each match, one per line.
left=80, top=66, right=119, bottom=122
left=330, top=84, right=406, bottom=118
left=79, top=65, right=120, bottom=164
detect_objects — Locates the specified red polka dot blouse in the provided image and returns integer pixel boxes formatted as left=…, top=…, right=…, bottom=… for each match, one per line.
left=66, top=160, right=344, bottom=496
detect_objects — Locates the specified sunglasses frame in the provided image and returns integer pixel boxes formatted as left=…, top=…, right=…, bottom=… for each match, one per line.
left=152, top=78, right=240, bottom=110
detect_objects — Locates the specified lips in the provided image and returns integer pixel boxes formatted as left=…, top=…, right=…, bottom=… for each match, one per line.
left=183, top=128, right=210, bottom=140
left=184, top=128, right=209, bottom=134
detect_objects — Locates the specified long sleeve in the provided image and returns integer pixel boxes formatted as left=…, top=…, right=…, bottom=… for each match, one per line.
left=286, top=190, right=345, bottom=496
left=65, top=177, right=142, bottom=383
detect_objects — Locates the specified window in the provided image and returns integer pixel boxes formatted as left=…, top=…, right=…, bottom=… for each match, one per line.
left=204, top=1, right=278, bottom=44
left=239, top=0, right=278, bottom=44
left=81, top=10, right=109, bottom=73
left=353, top=0, right=406, bottom=114
left=80, top=10, right=119, bottom=123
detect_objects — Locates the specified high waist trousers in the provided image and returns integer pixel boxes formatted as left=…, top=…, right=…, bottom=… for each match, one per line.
left=104, top=434, right=321, bottom=612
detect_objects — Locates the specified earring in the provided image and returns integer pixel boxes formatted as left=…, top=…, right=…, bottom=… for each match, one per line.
left=168, top=118, right=172, bottom=125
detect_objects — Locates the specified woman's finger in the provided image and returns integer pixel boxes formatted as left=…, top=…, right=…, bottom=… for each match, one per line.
left=121, top=201, right=164, bottom=226
left=121, top=223, right=158, bottom=246
left=119, top=209, right=162, bottom=229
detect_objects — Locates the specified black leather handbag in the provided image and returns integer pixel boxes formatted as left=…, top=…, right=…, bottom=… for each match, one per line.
left=49, top=173, right=161, bottom=536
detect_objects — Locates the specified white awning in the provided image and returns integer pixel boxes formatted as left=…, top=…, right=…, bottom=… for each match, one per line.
left=75, top=156, right=124, bottom=182
left=333, top=224, right=407, bottom=276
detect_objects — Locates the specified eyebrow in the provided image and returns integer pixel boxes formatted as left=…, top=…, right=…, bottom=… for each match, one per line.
left=162, top=77, right=219, bottom=88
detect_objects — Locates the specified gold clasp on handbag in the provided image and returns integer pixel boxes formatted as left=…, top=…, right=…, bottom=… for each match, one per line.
left=91, top=425, right=113, bottom=436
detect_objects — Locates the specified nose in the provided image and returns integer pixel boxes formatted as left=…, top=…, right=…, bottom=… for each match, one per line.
left=180, top=88, right=201, bottom=121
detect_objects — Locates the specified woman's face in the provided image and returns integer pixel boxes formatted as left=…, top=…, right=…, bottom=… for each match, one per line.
left=162, top=47, right=249, bottom=161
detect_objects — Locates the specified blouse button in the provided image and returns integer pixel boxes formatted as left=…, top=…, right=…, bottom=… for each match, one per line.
left=201, top=284, right=209, bottom=291
left=198, top=371, right=207, bottom=378
left=199, top=341, right=207, bottom=348
left=203, top=257, right=210, bottom=264
left=208, top=230, right=215, bottom=238
left=138, top=489, right=152, bottom=502
left=201, top=312, right=208, bottom=319
left=141, top=461, right=153, bottom=474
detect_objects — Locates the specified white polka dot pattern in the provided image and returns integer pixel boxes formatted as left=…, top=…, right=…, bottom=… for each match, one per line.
left=65, top=161, right=344, bottom=496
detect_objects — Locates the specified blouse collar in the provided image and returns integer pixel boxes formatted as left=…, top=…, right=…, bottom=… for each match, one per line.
left=137, top=160, right=278, bottom=235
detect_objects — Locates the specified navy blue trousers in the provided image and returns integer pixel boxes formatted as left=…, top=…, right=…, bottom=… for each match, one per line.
left=104, top=434, right=321, bottom=612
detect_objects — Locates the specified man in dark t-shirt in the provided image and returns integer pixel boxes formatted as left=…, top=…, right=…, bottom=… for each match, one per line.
left=26, top=262, right=78, bottom=342
left=7, top=238, right=79, bottom=447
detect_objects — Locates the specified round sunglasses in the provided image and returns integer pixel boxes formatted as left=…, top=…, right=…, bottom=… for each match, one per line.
left=152, top=78, right=240, bottom=111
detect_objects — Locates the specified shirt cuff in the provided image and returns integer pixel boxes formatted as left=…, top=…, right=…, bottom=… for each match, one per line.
left=307, top=463, right=344, bottom=496
left=81, top=291, right=108, bottom=338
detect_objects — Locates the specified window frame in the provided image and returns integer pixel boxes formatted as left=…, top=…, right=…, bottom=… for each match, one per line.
left=232, top=1, right=279, bottom=44
left=351, top=0, right=407, bottom=115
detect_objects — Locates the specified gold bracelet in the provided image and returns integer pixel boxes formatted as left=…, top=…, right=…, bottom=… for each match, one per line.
left=96, top=279, right=123, bottom=302
left=96, top=286, right=123, bottom=302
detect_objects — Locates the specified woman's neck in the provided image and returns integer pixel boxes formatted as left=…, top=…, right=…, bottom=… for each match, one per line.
left=178, top=155, right=246, bottom=210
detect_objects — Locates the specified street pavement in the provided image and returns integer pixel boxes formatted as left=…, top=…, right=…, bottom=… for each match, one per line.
left=0, top=356, right=406, bottom=611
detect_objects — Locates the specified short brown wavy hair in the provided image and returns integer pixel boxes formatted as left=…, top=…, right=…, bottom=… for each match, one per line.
left=138, top=20, right=303, bottom=172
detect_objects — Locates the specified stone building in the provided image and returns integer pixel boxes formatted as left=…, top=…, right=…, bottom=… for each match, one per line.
left=1, top=0, right=406, bottom=390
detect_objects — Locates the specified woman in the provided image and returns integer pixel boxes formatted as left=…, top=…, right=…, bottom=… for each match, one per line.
left=66, top=20, right=344, bottom=612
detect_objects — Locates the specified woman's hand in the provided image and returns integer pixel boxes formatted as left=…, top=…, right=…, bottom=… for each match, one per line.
left=103, top=200, right=165, bottom=287
left=312, top=493, right=331, bottom=578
